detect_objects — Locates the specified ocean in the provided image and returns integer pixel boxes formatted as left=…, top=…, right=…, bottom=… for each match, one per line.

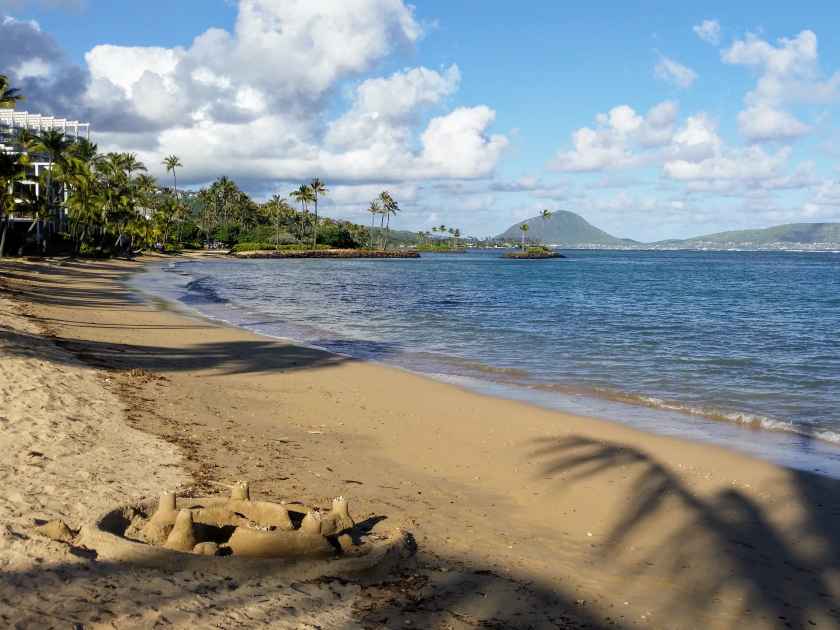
left=131, top=249, right=840, bottom=477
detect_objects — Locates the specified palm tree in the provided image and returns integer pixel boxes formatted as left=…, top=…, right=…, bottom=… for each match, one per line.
left=163, top=155, right=182, bottom=196
left=308, top=177, right=327, bottom=247
left=290, top=184, right=315, bottom=242
left=120, top=152, right=147, bottom=178
left=267, top=194, right=292, bottom=245
left=33, top=130, right=74, bottom=251
left=519, top=223, right=529, bottom=250
left=367, top=200, right=382, bottom=249
left=0, top=152, right=26, bottom=256
left=540, top=209, right=552, bottom=245
left=378, top=191, right=399, bottom=250
left=0, top=75, right=24, bottom=109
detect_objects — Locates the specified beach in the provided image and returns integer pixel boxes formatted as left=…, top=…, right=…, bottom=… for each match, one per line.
left=2, top=256, right=840, bottom=629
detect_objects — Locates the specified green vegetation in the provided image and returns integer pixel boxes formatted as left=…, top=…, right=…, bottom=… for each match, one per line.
left=413, top=224, right=465, bottom=251
left=231, top=242, right=331, bottom=253
left=0, top=75, right=431, bottom=257
left=0, top=74, right=24, bottom=109
left=518, top=223, right=529, bottom=249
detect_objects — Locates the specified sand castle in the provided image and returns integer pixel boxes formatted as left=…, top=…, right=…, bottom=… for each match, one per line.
left=33, top=480, right=416, bottom=580
left=134, top=482, right=357, bottom=559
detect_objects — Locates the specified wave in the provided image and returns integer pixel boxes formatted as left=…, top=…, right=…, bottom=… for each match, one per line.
left=535, top=384, right=840, bottom=446
left=183, top=277, right=229, bottom=305
left=407, top=351, right=530, bottom=380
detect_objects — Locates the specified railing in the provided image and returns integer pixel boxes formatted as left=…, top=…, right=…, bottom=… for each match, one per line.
left=0, top=110, right=90, bottom=139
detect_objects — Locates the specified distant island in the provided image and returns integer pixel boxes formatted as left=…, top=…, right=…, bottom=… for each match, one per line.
left=497, top=212, right=840, bottom=251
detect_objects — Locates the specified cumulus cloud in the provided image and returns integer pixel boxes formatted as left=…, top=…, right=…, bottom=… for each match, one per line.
left=737, top=105, right=810, bottom=141
left=549, top=101, right=678, bottom=172
left=664, top=146, right=790, bottom=182
left=693, top=20, right=721, bottom=46
left=723, top=30, right=840, bottom=141
left=655, top=56, right=698, bottom=88
left=549, top=101, right=679, bottom=172
left=722, top=30, right=840, bottom=105
left=3, top=0, right=508, bottom=189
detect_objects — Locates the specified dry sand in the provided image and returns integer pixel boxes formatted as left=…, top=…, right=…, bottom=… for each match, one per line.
left=1, top=255, right=839, bottom=629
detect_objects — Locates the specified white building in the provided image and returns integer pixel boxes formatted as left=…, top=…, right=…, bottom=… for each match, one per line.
left=1, top=109, right=91, bottom=223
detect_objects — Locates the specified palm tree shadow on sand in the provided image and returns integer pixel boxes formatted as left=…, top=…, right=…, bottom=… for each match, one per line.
left=528, top=435, right=840, bottom=628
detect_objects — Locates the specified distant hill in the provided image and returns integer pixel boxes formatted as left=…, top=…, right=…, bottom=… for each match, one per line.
left=658, top=223, right=840, bottom=247
left=497, top=210, right=636, bottom=246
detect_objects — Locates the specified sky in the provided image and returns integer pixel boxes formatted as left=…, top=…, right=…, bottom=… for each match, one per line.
left=2, top=0, right=839, bottom=241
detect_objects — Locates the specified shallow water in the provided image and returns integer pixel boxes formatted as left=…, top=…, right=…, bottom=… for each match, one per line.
left=131, top=249, right=840, bottom=478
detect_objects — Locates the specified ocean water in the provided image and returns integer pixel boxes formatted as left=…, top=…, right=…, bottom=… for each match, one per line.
left=131, top=250, right=840, bottom=477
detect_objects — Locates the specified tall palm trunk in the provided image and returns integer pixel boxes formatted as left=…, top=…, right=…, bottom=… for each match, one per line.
left=312, top=197, right=318, bottom=247
left=369, top=213, right=375, bottom=249
left=379, top=213, right=386, bottom=249
left=0, top=218, right=8, bottom=257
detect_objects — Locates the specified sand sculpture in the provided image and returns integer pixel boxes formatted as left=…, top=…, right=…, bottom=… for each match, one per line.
left=37, top=481, right=413, bottom=579
left=135, top=483, right=357, bottom=558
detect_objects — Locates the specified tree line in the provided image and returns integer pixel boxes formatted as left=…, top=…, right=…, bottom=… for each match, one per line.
left=1, top=76, right=420, bottom=257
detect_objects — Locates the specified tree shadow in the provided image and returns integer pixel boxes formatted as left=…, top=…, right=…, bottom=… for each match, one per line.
left=1, top=531, right=612, bottom=629
left=0, top=325, right=374, bottom=376
left=528, top=435, right=840, bottom=628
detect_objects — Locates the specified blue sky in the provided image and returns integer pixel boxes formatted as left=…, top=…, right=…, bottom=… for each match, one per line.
left=2, top=0, right=839, bottom=241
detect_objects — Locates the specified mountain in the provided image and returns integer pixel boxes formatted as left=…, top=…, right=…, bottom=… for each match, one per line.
left=657, top=223, right=840, bottom=248
left=497, top=210, right=637, bottom=246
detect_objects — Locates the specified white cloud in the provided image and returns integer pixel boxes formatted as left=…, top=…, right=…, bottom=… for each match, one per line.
left=419, top=106, right=509, bottom=178
left=655, top=56, right=698, bottom=88
left=550, top=101, right=678, bottom=172
left=353, top=65, right=460, bottom=120
left=668, top=113, right=722, bottom=161
left=664, top=146, right=790, bottom=182
left=723, top=30, right=840, bottom=141
left=85, top=45, right=184, bottom=96
left=13, top=57, right=52, bottom=79
left=737, top=104, right=810, bottom=141
left=44, top=0, right=507, bottom=185
left=693, top=20, right=721, bottom=46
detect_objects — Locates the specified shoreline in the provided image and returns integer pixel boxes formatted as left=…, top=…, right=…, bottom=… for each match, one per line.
left=3, top=255, right=840, bottom=628
left=134, top=256, right=840, bottom=478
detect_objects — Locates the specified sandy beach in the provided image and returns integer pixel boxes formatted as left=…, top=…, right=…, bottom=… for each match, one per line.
left=2, top=255, right=840, bottom=629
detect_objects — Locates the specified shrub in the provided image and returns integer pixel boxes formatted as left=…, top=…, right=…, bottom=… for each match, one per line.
left=231, top=242, right=333, bottom=253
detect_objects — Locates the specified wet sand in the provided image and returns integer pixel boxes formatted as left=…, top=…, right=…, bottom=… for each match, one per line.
left=2, top=255, right=840, bottom=629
